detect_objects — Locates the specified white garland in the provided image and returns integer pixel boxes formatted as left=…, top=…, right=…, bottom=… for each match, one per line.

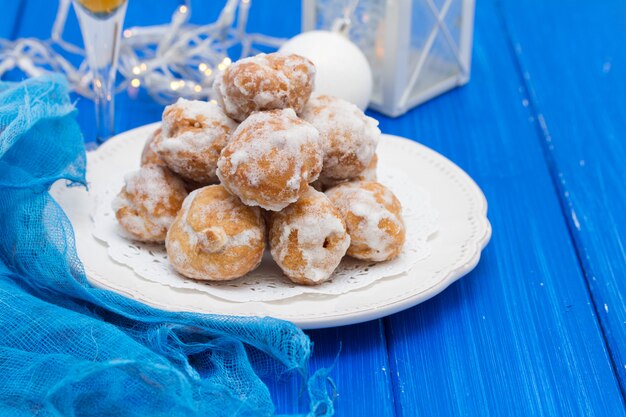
left=0, top=0, right=286, bottom=103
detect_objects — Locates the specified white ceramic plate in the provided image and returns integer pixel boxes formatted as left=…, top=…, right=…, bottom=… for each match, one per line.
left=52, top=123, right=491, bottom=329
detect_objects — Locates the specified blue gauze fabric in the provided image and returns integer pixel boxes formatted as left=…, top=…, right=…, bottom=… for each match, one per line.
left=0, top=74, right=334, bottom=417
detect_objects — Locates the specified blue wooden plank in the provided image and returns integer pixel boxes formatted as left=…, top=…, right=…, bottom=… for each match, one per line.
left=0, top=0, right=27, bottom=84
left=0, top=1, right=27, bottom=84
left=268, top=322, right=395, bottom=417
left=497, top=0, right=626, bottom=392
left=8, top=1, right=397, bottom=416
left=0, top=0, right=24, bottom=39
left=378, top=0, right=626, bottom=415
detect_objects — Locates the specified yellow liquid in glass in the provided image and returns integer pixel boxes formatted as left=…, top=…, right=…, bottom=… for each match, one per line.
left=77, top=0, right=126, bottom=15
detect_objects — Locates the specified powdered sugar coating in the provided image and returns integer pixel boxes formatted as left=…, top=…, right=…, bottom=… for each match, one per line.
left=325, top=181, right=405, bottom=262
left=356, top=153, right=377, bottom=181
left=217, top=108, right=323, bottom=211
left=155, top=98, right=238, bottom=184
left=112, top=165, right=188, bottom=243
left=140, top=127, right=166, bottom=167
left=301, top=95, right=380, bottom=181
left=165, top=185, right=265, bottom=281
left=313, top=153, right=378, bottom=191
left=213, top=52, right=316, bottom=121
left=269, top=187, right=350, bottom=285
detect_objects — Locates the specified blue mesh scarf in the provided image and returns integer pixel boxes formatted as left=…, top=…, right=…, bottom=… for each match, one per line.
left=0, top=75, right=333, bottom=417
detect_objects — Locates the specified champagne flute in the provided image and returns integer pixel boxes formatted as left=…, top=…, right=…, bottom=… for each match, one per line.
left=73, top=0, right=128, bottom=143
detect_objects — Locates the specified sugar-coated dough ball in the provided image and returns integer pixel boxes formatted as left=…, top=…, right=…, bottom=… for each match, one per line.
left=313, top=153, right=378, bottom=191
left=113, top=165, right=188, bottom=243
left=166, top=185, right=265, bottom=281
left=325, top=181, right=405, bottom=262
left=301, top=95, right=380, bottom=181
left=358, top=153, right=378, bottom=182
left=141, top=126, right=206, bottom=193
left=213, top=53, right=315, bottom=121
left=217, top=108, right=323, bottom=211
left=154, top=98, right=238, bottom=184
left=269, top=187, right=350, bottom=285
left=140, top=127, right=166, bottom=167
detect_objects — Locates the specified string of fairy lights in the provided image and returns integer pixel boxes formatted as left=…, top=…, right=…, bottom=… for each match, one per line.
left=0, top=0, right=286, bottom=103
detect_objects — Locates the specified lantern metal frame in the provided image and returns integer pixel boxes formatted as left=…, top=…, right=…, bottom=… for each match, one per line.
left=302, top=0, right=475, bottom=117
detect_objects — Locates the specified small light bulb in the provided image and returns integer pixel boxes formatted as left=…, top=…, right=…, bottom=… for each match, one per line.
left=204, top=68, right=213, bottom=76
left=209, top=99, right=217, bottom=105
left=179, top=5, right=188, bottom=14
left=131, top=78, right=141, bottom=88
left=123, top=29, right=132, bottom=38
left=198, top=63, right=207, bottom=72
left=194, top=85, right=202, bottom=93
left=132, top=66, right=141, bottom=75
left=170, top=81, right=179, bottom=90
left=140, top=63, right=147, bottom=71
left=217, top=63, right=226, bottom=71
left=223, top=57, right=232, bottom=65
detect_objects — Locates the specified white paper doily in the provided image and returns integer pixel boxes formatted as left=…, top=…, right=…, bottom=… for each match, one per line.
left=92, top=155, right=438, bottom=302
left=52, top=125, right=491, bottom=328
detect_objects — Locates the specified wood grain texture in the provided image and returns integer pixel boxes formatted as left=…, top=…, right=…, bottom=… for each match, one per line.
left=0, top=0, right=24, bottom=39
left=5, top=0, right=626, bottom=415
left=375, top=0, right=626, bottom=415
left=267, top=321, right=395, bottom=417
left=6, top=1, right=396, bottom=416
left=497, top=0, right=626, bottom=392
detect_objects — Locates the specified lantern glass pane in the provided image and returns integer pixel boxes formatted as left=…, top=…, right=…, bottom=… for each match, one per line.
left=303, top=0, right=473, bottom=116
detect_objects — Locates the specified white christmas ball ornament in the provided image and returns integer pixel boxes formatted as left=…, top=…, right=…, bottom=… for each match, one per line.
left=279, top=30, right=373, bottom=110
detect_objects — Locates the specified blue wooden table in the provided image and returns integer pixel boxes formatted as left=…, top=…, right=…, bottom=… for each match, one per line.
left=3, top=0, right=626, bottom=415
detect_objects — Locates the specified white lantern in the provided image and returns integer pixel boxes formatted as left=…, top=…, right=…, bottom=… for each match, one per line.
left=302, top=0, right=475, bottom=117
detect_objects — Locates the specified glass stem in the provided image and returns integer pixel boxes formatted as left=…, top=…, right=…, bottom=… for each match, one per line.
left=73, top=0, right=127, bottom=144
left=93, top=65, right=115, bottom=142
